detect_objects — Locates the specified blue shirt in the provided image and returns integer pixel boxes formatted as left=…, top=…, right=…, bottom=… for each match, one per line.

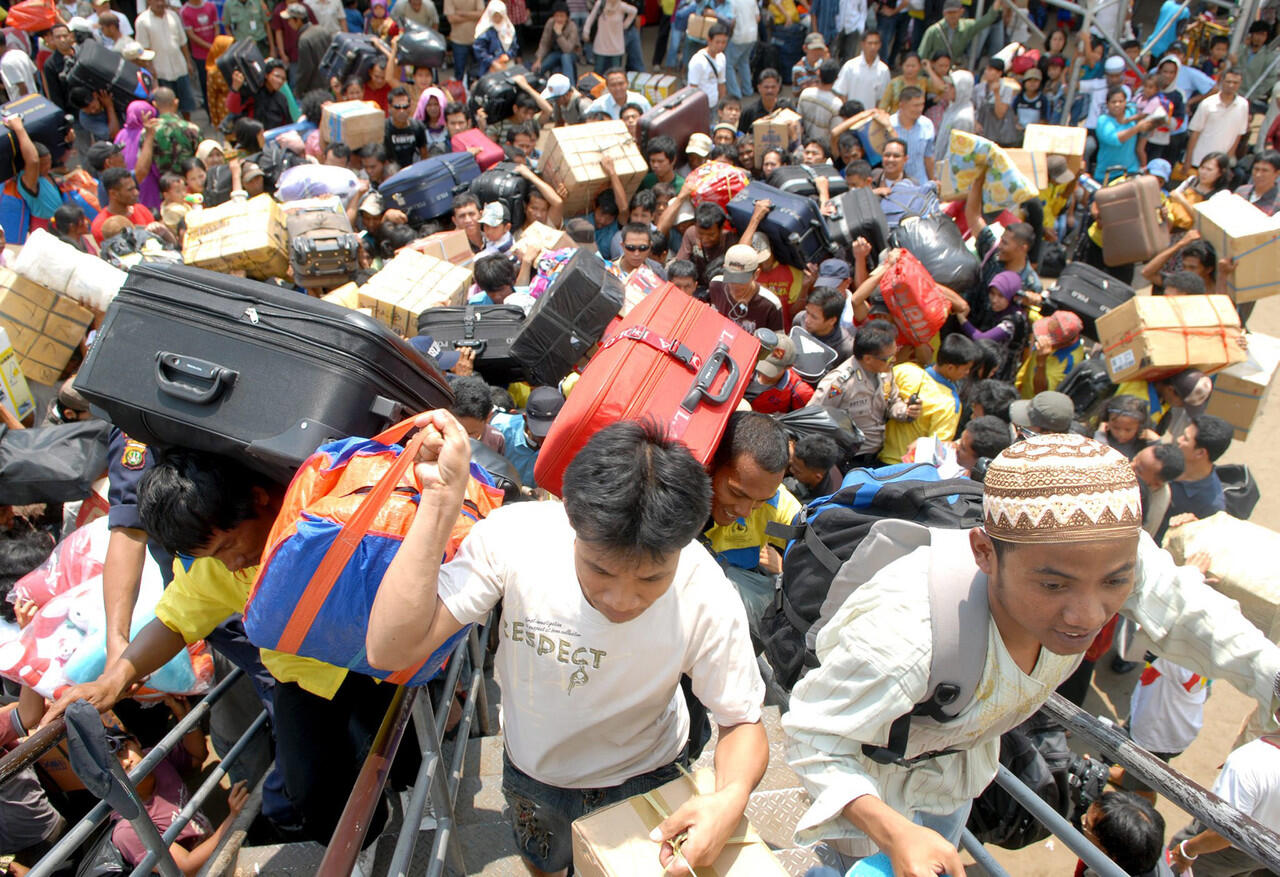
left=1149, top=0, right=1190, bottom=58
left=1169, top=470, right=1225, bottom=521
left=491, top=412, right=541, bottom=488
left=890, top=112, right=935, bottom=189
left=19, top=176, right=63, bottom=220
left=1095, top=114, right=1140, bottom=177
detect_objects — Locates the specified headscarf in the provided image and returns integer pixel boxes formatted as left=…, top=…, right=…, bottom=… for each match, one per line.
left=205, top=34, right=234, bottom=72
left=935, top=70, right=975, bottom=163
left=115, top=100, right=162, bottom=210
left=475, top=0, right=516, bottom=50
left=414, top=86, right=449, bottom=127
left=205, top=35, right=235, bottom=127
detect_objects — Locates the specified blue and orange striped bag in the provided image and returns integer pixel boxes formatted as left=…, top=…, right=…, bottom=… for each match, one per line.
left=243, top=415, right=503, bottom=687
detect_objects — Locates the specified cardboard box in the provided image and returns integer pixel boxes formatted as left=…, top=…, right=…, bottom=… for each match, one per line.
left=1022, top=123, right=1087, bottom=174
left=540, top=121, right=648, bottom=216
left=0, top=269, right=93, bottom=386
left=1207, top=332, right=1280, bottom=440
left=357, top=249, right=472, bottom=334
left=321, top=282, right=361, bottom=310
left=686, top=13, right=717, bottom=40
left=183, top=194, right=291, bottom=280
left=518, top=221, right=574, bottom=257
left=0, top=328, right=36, bottom=421
left=321, top=100, right=385, bottom=150
left=1193, top=192, right=1280, bottom=304
left=413, top=229, right=474, bottom=266
left=1005, top=148, right=1049, bottom=192
left=752, top=108, right=802, bottom=169
left=1164, top=512, right=1280, bottom=642
left=572, top=769, right=787, bottom=876
left=1096, top=294, right=1245, bottom=383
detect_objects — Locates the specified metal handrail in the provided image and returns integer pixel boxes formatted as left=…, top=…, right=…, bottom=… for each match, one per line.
left=24, top=668, right=252, bottom=877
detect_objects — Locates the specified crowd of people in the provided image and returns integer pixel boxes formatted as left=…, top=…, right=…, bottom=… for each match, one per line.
left=1, top=0, right=1280, bottom=875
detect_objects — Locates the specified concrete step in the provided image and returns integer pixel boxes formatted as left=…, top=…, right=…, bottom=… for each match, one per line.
left=231, top=841, right=326, bottom=876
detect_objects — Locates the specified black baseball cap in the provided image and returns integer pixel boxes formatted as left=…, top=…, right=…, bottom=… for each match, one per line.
left=524, top=386, right=565, bottom=438
left=87, top=140, right=122, bottom=172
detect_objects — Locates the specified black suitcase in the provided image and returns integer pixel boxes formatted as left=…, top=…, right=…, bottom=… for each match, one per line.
left=66, top=40, right=151, bottom=113
left=396, top=26, right=447, bottom=68
left=0, top=95, right=72, bottom=181
left=1056, top=355, right=1116, bottom=422
left=469, top=162, right=528, bottom=228
left=727, top=182, right=837, bottom=270
left=1045, top=262, right=1134, bottom=342
left=466, top=67, right=537, bottom=122
left=416, top=303, right=527, bottom=385
left=379, top=151, right=481, bottom=222
left=216, top=38, right=267, bottom=94
left=73, top=263, right=452, bottom=483
left=510, top=249, right=624, bottom=386
left=824, top=187, right=889, bottom=254
left=320, top=32, right=383, bottom=84
left=767, top=165, right=850, bottom=199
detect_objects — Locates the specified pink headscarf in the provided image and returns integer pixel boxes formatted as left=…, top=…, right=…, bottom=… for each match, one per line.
left=114, top=100, right=162, bottom=210
left=414, top=86, right=449, bottom=129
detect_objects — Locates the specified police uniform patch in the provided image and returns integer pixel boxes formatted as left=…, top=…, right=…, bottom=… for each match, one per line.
left=121, top=439, right=148, bottom=470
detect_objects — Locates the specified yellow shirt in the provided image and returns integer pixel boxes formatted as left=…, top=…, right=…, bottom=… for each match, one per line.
left=703, top=486, right=802, bottom=570
left=879, top=363, right=962, bottom=464
left=1016, top=338, right=1084, bottom=397
left=154, top=557, right=348, bottom=700
left=1115, top=379, right=1169, bottom=421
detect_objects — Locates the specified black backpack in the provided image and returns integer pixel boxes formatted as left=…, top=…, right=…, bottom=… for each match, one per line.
left=1056, top=355, right=1117, bottom=423
left=967, top=716, right=1069, bottom=849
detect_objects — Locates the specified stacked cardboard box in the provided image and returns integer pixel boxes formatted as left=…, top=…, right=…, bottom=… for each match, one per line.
left=357, top=250, right=471, bottom=335
left=752, top=109, right=802, bottom=168
left=183, top=194, right=290, bottom=280
left=627, top=71, right=679, bottom=104
left=540, top=121, right=647, bottom=216
left=1096, top=294, right=1245, bottom=382
left=1206, top=332, right=1280, bottom=440
left=411, top=229, right=473, bottom=265
left=320, top=100, right=385, bottom=149
left=1193, top=192, right=1280, bottom=303
left=1022, top=123, right=1087, bottom=174
left=0, top=269, right=94, bottom=387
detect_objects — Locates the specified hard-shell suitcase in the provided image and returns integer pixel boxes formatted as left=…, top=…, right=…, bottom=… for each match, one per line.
left=396, top=27, right=447, bottom=68
left=216, top=38, right=267, bottom=94
left=825, top=187, right=889, bottom=254
left=767, top=165, right=850, bottom=199
left=73, top=263, right=452, bottom=483
left=379, top=152, right=481, bottom=222
left=1095, top=176, right=1169, bottom=267
left=510, top=249, right=624, bottom=387
left=1045, top=261, right=1134, bottom=341
left=469, top=161, right=529, bottom=228
left=449, top=128, right=504, bottom=170
left=636, top=86, right=711, bottom=155
left=290, top=230, right=360, bottom=287
left=320, top=32, right=382, bottom=83
left=727, top=182, right=837, bottom=269
left=0, top=95, right=72, bottom=181
left=534, top=283, right=760, bottom=497
left=65, top=40, right=150, bottom=113
left=416, top=303, right=526, bottom=385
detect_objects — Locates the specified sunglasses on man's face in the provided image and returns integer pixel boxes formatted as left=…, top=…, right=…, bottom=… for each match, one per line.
left=391, top=103, right=411, bottom=110
left=624, top=243, right=650, bottom=252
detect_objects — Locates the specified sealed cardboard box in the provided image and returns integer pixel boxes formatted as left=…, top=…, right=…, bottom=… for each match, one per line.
left=1207, top=332, right=1280, bottom=440
left=0, top=328, right=36, bottom=421
left=1004, top=148, right=1049, bottom=191
left=321, top=100, right=385, bottom=150
left=752, top=108, right=802, bottom=169
left=540, top=121, right=647, bottom=216
left=1164, top=513, right=1280, bottom=641
left=321, top=282, right=361, bottom=310
left=357, top=249, right=471, bottom=334
left=0, top=269, right=93, bottom=386
left=572, top=769, right=787, bottom=877
left=1193, top=192, right=1280, bottom=303
left=1021, top=123, right=1087, bottom=174
left=183, top=194, right=290, bottom=280
left=412, top=229, right=474, bottom=265
left=519, top=221, right=574, bottom=257
left=686, top=13, right=716, bottom=40
left=1097, top=294, right=1245, bottom=383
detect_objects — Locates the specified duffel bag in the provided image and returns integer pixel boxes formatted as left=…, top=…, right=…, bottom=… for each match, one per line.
left=686, top=160, right=751, bottom=209
left=880, top=250, right=950, bottom=346
left=244, top=415, right=504, bottom=686
left=0, top=421, right=111, bottom=506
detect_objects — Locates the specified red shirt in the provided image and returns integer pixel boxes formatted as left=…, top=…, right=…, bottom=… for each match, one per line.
left=750, top=369, right=814, bottom=413
left=364, top=83, right=391, bottom=112
left=180, top=1, right=220, bottom=61
left=91, top=204, right=156, bottom=243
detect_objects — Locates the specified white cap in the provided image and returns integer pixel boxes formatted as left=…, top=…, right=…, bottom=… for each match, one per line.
left=1104, top=55, right=1125, bottom=74
left=118, top=40, right=156, bottom=62
left=480, top=201, right=510, bottom=226
left=541, top=73, right=572, bottom=100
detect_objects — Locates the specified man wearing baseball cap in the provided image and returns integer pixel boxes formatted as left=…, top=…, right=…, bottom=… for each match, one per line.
left=1010, top=390, right=1075, bottom=435
left=540, top=73, right=592, bottom=126
left=707, top=244, right=784, bottom=334
left=1016, top=311, right=1085, bottom=397
left=793, top=32, right=829, bottom=91
left=490, top=386, right=566, bottom=488
left=801, top=261, right=856, bottom=361
left=750, top=334, right=813, bottom=414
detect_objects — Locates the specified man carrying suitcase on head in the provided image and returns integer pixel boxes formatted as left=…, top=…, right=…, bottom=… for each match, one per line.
left=367, top=414, right=770, bottom=877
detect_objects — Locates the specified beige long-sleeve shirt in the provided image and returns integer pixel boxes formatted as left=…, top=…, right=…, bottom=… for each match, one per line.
left=444, top=0, right=484, bottom=45
left=783, top=528, right=1280, bottom=856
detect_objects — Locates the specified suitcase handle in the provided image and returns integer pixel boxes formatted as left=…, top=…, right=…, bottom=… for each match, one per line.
left=155, top=352, right=239, bottom=405
left=681, top=341, right=739, bottom=412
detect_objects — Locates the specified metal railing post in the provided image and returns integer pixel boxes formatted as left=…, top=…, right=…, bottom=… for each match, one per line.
left=959, top=828, right=1012, bottom=877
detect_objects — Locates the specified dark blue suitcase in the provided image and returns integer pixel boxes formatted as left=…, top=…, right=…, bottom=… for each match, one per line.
left=0, top=95, right=73, bottom=182
left=727, top=182, right=837, bottom=269
left=378, top=152, right=481, bottom=222
left=320, top=32, right=382, bottom=83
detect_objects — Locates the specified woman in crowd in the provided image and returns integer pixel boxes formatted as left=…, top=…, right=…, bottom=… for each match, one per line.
left=205, top=36, right=235, bottom=129
left=473, top=0, right=520, bottom=73
left=932, top=69, right=975, bottom=165
left=880, top=53, right=936, bottom=113
left=415, top=86, right=452, bottom=153
left=115, top=100, right=162, bottom=211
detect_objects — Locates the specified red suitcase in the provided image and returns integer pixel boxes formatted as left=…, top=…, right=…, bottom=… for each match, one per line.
left=450, top=128, right=504, bottom=170
left=636, top=87, right=711, bottom=156
left=534, top=284, right=760, bottom=497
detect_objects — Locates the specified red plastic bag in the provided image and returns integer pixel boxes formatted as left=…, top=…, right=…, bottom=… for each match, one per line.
left=879, top=250, right=949, bottom=346
left=686, top=161, right=751, bottom=209
left=7, top=0, right=58, bottom=32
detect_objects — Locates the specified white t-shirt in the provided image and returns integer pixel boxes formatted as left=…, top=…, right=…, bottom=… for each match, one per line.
left=134, top=8, right=188, bottom=81
left=308, top=0, right=346, bottom=34
left=88, top=10, right=135, bottom=37
left=1211, top=736, right=1280, bottom=829
left=437, top=502, right=764, bottom=789
left=687, top=48, right=726, bottom=110
left=1188, top=94, right=1250, bottom=166
left=728, top=0, right=758, bottom=43
left=834, top=54, right=890, bottom=111
left=0, top=50, right=40, bottom=99
left=1127, top=657, right=1208, bottom=754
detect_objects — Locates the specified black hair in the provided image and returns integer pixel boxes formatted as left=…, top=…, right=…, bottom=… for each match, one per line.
left=1121, top=38, right=1141, bottom=50
left=973, top=379, right=1019, bottom=422
left=794, top=434, right=841, bottom=471
left=179, top=156, right=206, bottom=177
left=1255, top=148, right=1280, bottom=171
left=714, top=411, right=790, bottom=474
left=1106, top=85, right=1127, bottom=101
left=490, top=385, right=515, bottom=411
left=802, top=139, right=829, bottom=158
left=806, top=285, right=845, bottom=320
left=301, top=88, right=331, bottom=125
left=378, top=221, right=417, bottom=257
left=604, top=66, right=626, bottom=80
left=708, top=143, right=740, bottom=165
left=667, top=259, right=697, bottom=280
left=965, top=415, right=1014, bottom=459
left=1248, top=19, right=1272, bottom=35
left=1151, top=442, right=1186, bottom=482
left=937, top=333, right=980, bottom=367
left=694, top=202, right=725, bottom=229
left=101, top=166, right=134, bottom=194
left=0, top=530, right=54, bottom=622
left=551, top=0, right=569, bottom=12
left=1163, top=270, right=1207, bottom=295
left=137, top=449, right=276, bottom=556
left=971, top=339, right=1003, bottom=380
left=561, top=421, right=712, bottom=562
left=473, top=253, right=517, bottom=292
left=883, top=136, right=908, bottom=156
left=756, top=68, right=781, bottom=86
left=1195, top=152, right=1232, bottom=193
left=629, top=188, right=657, bottom=213
left=325, top=141, right=352, bottom=160
left=1211, top=34, right=1231, bottom=48
left=837, top=130, right=861, bottom=156
left=1106, top=394, right=1149, bottom=424
left=987, top=57, right=1006, bottom=73
left=594, top=188, right=619, bottom=216
left=1190, top=413, right=1233, bottom=461
left=232, top=117, right=265, bottom=150
left=159, top=171, right=185, bottom=193
left=1005, top=221, right=1035, bottom=247
left=450, top=375, right=495, bottom=420
left=762, top=148, right=789, bottom=168
left=389, top=85, right=410, bottom=102
left=853, top=320, right=897, bottom=358
left=645, top=135, right=677, bottom=163
left=838, top=99, right=864, bottom=117
left=1180, top=240, right=1216, bottom=277
left=621, top=220, right=651, bottom=240
left=359, top=142, right=387, bottom=161
left=898, top=85, right=924, bottom=103
left=452, top=192, right=481, bottom=213
left=444, top=100, right=467, bottom=117
left=847, top=158, right=873, bottom=178
left=1091, top=792, right=1166, bottom=876
left=514, top=90, right=539, bottom=111
left=52, top=203, right=85, bottom=234
left=818, top=59, right=839, bottom=84
left=648, top=227, right=668, bottom=261
left=621, top=101, right=646, bottom=117
left=707, top=22, right=730, bottom=40
left=343, top=74, right=365, bottom=93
